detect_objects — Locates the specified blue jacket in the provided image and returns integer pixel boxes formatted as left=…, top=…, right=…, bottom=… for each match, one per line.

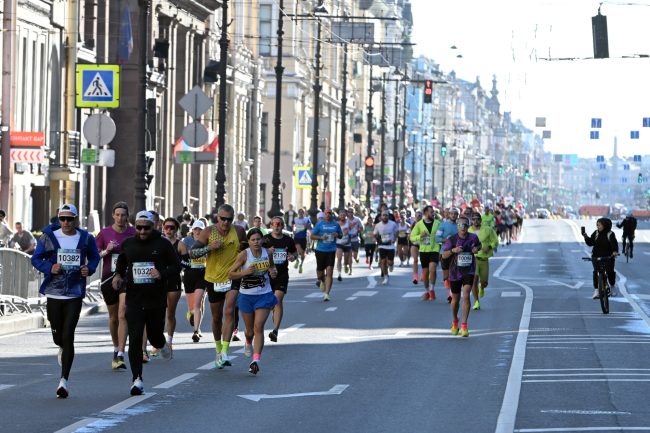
left=435, top=220, right=458, bottom=244
left=31, top=224, right=100, bottom=298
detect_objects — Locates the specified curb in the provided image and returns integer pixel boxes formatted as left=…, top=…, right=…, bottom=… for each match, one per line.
left=0, top=301, right=104, bottom=337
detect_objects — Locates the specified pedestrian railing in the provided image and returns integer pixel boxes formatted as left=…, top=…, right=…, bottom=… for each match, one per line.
left=0, top=248, right=102, bottom=317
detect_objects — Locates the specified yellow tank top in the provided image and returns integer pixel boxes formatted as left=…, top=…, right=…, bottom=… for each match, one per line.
left=205, top=225, right=240, bottom=284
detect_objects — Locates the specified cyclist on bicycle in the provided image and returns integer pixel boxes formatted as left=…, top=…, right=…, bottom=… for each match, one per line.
left=582, top=217, right=619, bottom=299
left=616, top=214, right=637, bottom=258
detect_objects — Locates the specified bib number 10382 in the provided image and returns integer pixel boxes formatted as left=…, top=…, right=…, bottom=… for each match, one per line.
left=58, top=249, right=81, bottom=271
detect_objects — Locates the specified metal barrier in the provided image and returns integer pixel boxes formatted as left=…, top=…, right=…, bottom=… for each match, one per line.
left=0, top=248, right=103, bottom=316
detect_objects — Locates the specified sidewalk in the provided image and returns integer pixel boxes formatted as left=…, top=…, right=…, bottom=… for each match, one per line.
left=0, top=301, right=104, bottom=337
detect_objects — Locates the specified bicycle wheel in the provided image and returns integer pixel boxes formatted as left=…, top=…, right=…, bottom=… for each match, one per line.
left=599, top=273, right=610, bottom=314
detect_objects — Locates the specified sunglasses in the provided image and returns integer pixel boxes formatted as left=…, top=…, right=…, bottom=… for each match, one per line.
left=58, top=216, right=75, bottom=222
left=164, top=225, right=177, bottom=230
left=218, top=216, right=234, bottom=223
left=457, top=222, right=470, bottom=228
left=135, top=225, right=152, bottom=231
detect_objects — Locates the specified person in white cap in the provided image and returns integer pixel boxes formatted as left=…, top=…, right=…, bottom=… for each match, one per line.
left=112, top=210, right=180, bottom=396
left=31, top=203, right=101, bottom=398
left=182, top=219, right=207, bottom=341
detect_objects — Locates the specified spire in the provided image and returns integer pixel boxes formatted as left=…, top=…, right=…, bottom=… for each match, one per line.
left=613, top=136, right=618, bottom=158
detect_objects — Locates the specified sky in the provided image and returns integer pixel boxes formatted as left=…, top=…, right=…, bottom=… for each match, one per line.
left=410, top=0, right=650, bottom=158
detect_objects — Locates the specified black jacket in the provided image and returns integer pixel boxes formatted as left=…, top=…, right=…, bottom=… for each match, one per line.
left=584, top=218, right=618, bottom=258
left=616, top=216, right=637, bottom=236
left=115, top=230, right=181, bottom=309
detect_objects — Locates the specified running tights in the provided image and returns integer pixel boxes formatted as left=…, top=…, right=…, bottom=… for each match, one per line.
left=126, top=305, right=166, bottom=381
left=47, top=297, right=82, bottom=380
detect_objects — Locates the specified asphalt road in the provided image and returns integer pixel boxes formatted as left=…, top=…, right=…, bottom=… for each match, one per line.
left=1, top=219, right=650, bottom=433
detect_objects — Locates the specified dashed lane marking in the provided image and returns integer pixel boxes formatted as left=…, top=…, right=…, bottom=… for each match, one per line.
left=346, top=297, right=357, bottom=301
left=502, top=291, right=522, bottom=297
left=54, top=418, right=103, bottom=433
left=402, top=291, right=425, bottom=298
left=352, top=290, right=378, bottom=297
left=305, top=292, right=324, bottom=298
left=0, top=384, right=15, bottom=391
left=153, top=373, right=198, bottom=389
left=101, top=393, right=157, bottom=414
left=325, top=307, right=338, bottom=312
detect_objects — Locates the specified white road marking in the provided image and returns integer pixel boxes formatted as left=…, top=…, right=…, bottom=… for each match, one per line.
left=366, top=276, right=377, bottom=289
left=523, top=378, right=650, bottom=383
left=238, top=384, right=349, bottom=402
left=346, top=297, right=357, bottom=301
left=305, top=292, right=324, bottom=298
left=540, top=409, right=631, bottom=415
left=101, top=393, right=157, bottom=413
left=644, top=251, right=650, bottom=255
left=153, top=373, right=198, bottom=389
left=494, top=254, right=533, bottom=433
left=524, top=249, right=536, bottom=252
left=547, top=248, right=559, bottom=252
left=526, top=368, right=650, bottom=371
left=402, top=291, right=425, bottom=298
left=548, top=280, right=584, bottom=289
left=54, top=418, right=103, bottom=433
left=634, top=294, right=650, bottom=300
left=352, top=290, right=378, bottom=297
left=197, top=361, right=215, bottom=370
left=0, top=384, right=15, bottom=391
left=502, top=291, right=522, bottom=297
left=325, top=307, right=337, bottom=312
left=283, top=323, right=305, bottom=333
left=525, top=373, right=650, bottom=377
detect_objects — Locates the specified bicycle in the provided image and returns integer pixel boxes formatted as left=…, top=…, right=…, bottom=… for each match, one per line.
left=582, top=256, right=614, bottom=314
left=622, top=236, right=634, bottom=263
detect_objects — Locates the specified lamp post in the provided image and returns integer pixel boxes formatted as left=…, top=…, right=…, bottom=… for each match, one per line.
left=268, top=0, right=285, bottom=219
left=215, top=0, right=230, bottom=208
left=308, top=2, right=327, bottom=222
left=378, top=73, right=386, bottom=205
left=391, top=79, right=399, bottom=209
left=441, top=140, right=447, bottom=206
left=337, top=42, right=349, bottom=210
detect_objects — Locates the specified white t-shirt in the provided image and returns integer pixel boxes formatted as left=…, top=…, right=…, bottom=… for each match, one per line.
left=49, top=229, right=82, bottom=299
left=374, top=220, right=398, bottom=250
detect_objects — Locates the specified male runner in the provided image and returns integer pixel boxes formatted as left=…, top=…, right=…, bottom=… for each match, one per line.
left=468, top=212, right=498, bottom=310
left=310, top=209, right=342, bottom=301
left=410, top=206, right=441, bottom=300
left=374, top=210, right=398, bottom=285
left=292, top=208, right=312, bottom=273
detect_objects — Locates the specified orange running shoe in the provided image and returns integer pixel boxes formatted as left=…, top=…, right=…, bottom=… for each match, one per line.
left=429, top=290, right=436, bottom=301
left=420, top=291, right=430, bottom=301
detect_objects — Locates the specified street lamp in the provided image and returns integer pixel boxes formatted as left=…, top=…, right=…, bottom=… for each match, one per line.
left=308, top=1, right=328, bottom=222
left=215, top=0, right=230, bottom=208
left=337, top=42, right=349, bottom=211
left=441, top=139, right=447, bottom=206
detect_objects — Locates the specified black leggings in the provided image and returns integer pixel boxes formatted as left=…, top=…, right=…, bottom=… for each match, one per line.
left=47, top=297, right=82, bottom=380
left=365, top=244, right=376, bottom=260
left=126, top=305, right=166, bottom=381
left=592, top=260, right=616, bottom=288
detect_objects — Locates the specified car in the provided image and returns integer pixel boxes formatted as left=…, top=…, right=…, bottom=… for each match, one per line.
left=536, top=208, right=551, bottom=219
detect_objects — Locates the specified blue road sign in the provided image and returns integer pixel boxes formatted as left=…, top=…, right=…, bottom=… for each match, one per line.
left=76, top=64, right=120, bottom=108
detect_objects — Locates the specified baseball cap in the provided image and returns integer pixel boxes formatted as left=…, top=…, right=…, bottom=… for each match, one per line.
left=58, top=204, right=78, bottom=217
left=135, top=211, right=155, bottom=223
left=317, top=211, right=325, bottom=219
left=191, top=220, right=206, bottom=230
left=382, top=210, right=390, bottom=216
left=449, top=207, right=460, bottom=214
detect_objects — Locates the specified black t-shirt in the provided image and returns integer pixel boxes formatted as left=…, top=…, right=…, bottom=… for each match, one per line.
left=424, top=220, right=434, bottom=233
left=263, top=234, right=297, bottom=276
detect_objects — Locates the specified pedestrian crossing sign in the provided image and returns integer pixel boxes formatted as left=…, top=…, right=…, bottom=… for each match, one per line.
left=76, top=64, right=120, bottom=108
left=295, top=166, right=313, bottom=189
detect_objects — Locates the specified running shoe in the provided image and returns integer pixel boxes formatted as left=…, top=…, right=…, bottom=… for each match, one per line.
left=130, top=378, right=144, bottom=396
left=473, top=300, right=480, bottom=310
left=420, top=291, right=430, bottom=301
left=348, top=267, right=352, bottom=276
left=319, top=281, right=325, bottom=292
left=232, top=328, right=240, bottom=342
left=57, top=347, right=63, bottom=367
left=244, top=341, right=253, bottom=357
left=192, top=331, right=201, bottom=343
left=150, top=348, right=159, bottom=358
left=479, top=287, right=485, bottom=298
left=382, top=276, right=388, bottom=285
left=365, top=257, right=369, bottom=264
left=337, top=274, right=342, bottom=282
left=429, top=290, right=435, bottom=301
left=389, top=264, right=394, bottom=272
left=269, top=330, right=278, bottom=342
left=323, top=293, right=331, bottom=302
left=221, top=352, right=232, bottom=366
left=215, top=352, right=226, bottom=369
left=592, top=289, right=599, bottom=300
left=413, top=273, right=418, bottom=285
left=461, top=325, right=469, bottom=337
left=315, top=280, right=322, bottom=289
left=299, top=264, right=303, bottom=273
left=294, top=260, right=299, bottom=269
left=368, top=263, right=373, bottom=270
left=56, top=378, right=68, bottom=398
left=159, top=343, right=172, bottom=360
left=249, top=361, right=260, bottom=375
left=451, top=322, right=459, bottom=336
left=112, top=355, right=126, bottom=370
left=344, top=264, right=349, bottom=274
left=186, top=310, right=194, bottom=326
left=142, top=351, right=150, bottom=363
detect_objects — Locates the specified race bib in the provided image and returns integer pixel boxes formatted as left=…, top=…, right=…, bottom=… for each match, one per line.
left=295, top=224, right=305, bottom=232
left=420, top=235, right=430, bottom=245
left=110, top=254, right=119, bottom=272
left=323, top=233, right=334, bottom=242
left=58, top=249, right=81, bottom=272
left=381, top=234, right=392, bottom=243
left=398, top=231, right=407, bottom=238
left=338, top=235, right=350, bottom=244
left=132, top=262, right=155, bottom=284
left=457, top=252, right=473, bottom=267
left=214, top=280, right=232, bottom=292
left=190, top=255, right=207, bottom=268
left=273, top=248, right=287, bottom=264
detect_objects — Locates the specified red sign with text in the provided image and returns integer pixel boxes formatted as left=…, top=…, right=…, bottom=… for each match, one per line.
left=10, top=131, right=45, bottom=147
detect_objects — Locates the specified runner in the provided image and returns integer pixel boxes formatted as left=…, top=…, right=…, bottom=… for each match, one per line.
left=31, top=204, right=100, bottom=398
left=292, top=208, right=312, bottom=273
left=362, top=216, right=377, bottom=270
left=229, top=228, right=278, bottom=374
left=440, top=215, right=481, bottom=337
left=310, top=209, right=343, bottom=301
left=410, top=210, right=423, bottom=284
left=436, top=207, right=459, bottom=302
left=347, top=207, right=364, bottom=265
left=264, top=217, right=297, bottom=342
left=233, top=212, right=250, bottom=231
left=182, top=220, right=207, bottom=342
left=113, top=211, right=178, bottom=395
left=396, top=215, right=410, bottom=267
left=410, top=205, right=441, bottom=300
left=335, top=210, right=352, bottom=281
left=374, top=210, right=398, bottom=285
left=160, top=217, right=188, bottom=357
left=468, top=212, right=498, bottom=310
left=251, top=215, right=270, bottom=235
left=190, top=205, right=247, bottom=368
left=95, top=201, right=136, bottom=370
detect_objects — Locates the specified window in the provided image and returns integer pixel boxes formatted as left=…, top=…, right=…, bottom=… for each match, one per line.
left=259, top=5, right=273, bottom=56
left=261, top=112, right=269, bottom=152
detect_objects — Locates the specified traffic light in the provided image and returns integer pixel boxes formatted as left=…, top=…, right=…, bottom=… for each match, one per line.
left=423, top=80, right=433, bottom=104
left=524, top=169, right=530, bottom=180
left=365, top=156, right=375, bottom=181
left=440, top=143, right=447, bottom=157
left=638, top=173, right=644, bottom=184
left=498, top=164, right=504, bottom=175
left=145, top=155, right=155, bottom=190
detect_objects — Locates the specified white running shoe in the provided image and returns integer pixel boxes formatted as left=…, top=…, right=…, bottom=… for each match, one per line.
left=244, top=341, right=253, bottom=358
left=130, top=378, right=144, bottom=396
left=215, top=352, right=225, bottom=368
left=382, top=277, right=388, bottom=285
left=56, top=378, right=68, bottom=398
left=592, top=289, right=599, bottom=299
left=159, top=342, right=172, bottom=360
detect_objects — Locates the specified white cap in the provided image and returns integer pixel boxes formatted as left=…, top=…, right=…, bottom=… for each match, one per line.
left=58, top=204, right=78, bottom=217
left=317, top=211, right=325, bottom=220
left=191, top=220, right=205, bottom=230
left=135, top=211, right=155, bottom=223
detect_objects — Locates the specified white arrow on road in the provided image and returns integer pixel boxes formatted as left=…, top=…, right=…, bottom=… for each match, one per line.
left=549, top=280, right=584, bottom=289
left=367, top=276, right=377, bottom=289
left=239, top=384, right=349, bottom=402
